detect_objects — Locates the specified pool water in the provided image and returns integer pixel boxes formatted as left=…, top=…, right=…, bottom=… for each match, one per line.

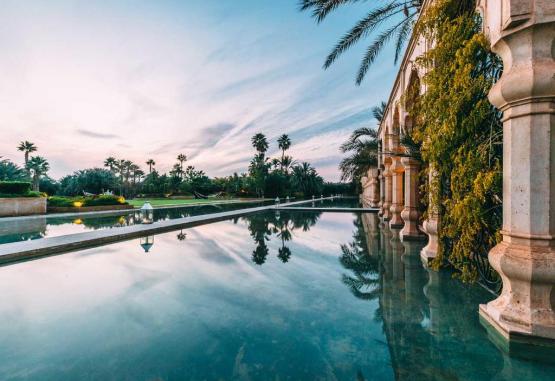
left=286, top=197, right=362, bottom=208
left=0, top=200, right=270, bottom=245
left=0, top=211, right=552, bottom=380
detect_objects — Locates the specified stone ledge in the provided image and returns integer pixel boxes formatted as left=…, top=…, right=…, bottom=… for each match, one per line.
left=0, top=197, right=46, bottom=217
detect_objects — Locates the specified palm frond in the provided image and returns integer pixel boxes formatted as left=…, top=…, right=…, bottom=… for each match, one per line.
left=372, top=101, right=387, bottom=122
left=324, top=3, right=404, bottom=69
left=394, top=13, right=416, bottom=63
left=356, top=19, right=405, bottom=85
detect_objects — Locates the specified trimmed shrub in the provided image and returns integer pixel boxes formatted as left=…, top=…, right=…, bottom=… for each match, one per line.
left=83, top=195, right=127, bottom=206
left=48, top=196, right=80, bottom=207
left=48, top=195, right=128, bottom=207
left=0, top=181, right=31, bottom=195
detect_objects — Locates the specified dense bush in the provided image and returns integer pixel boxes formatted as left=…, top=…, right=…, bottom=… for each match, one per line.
left=84, top=195, right=127, bottom=206
left=48, top=195, right=127, bottom=207
left=59, top=168, right=119, bottom=196
left=0, top=181, right=31, bottom=195
left=48, top=196, right=77, bottom=207
left=0, top=160, right=28, bottom=181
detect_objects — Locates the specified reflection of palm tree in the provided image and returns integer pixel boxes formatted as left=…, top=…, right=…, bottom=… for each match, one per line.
left=252, top=243, right=269, bottom=265
left=339, top=215, right=382, bottom=300
left=278, top=246, right=291, bottom=263
left=243, top=211, right=322, bottom=265
left=177, top=230, right=187, bottom=241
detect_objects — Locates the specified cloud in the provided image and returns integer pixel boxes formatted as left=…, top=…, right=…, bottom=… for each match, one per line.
left=76, top=129, right=120, bottom=139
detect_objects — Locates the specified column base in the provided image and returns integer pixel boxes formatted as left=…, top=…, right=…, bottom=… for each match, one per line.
left=479, top=305, right=555, bottom=364
left=420, top=217, right=439, bottom=265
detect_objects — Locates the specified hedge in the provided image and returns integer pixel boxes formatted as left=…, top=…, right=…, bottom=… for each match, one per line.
left=48, top=195, right=128, bottom=207
left=0, top=181, right=31, bottom=195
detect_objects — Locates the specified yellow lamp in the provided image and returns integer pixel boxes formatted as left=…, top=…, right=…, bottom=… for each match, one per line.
left=73, top=201, right=83, bottom=208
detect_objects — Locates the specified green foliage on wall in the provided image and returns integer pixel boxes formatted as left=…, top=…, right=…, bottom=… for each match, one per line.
left=411, top=0, right=503, bottom=281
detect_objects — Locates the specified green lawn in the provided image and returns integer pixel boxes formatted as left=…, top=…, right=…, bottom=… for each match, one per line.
left=127, top=198, right=254, bottom=208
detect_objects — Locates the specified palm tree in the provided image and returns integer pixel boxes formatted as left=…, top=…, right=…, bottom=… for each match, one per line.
left=104, top=157, right=117, bottom=172
left=26, top=156, right=49, bottom=191
left=146, top=159, right=156, bottom=173
left=277, top=134, right=291, bottom=171
left=177, top=154, right=187, bottom=171
left=280, top=155, right=296, bottom=175
left=251, top=133, right=269, bottom=154
left=300, top=0, right=424, bottom=84
left=17, top=141, right=37, bottom=173
left=372, top=101, right=387, bottom=123
left=339, top=127, right=379, bottom=182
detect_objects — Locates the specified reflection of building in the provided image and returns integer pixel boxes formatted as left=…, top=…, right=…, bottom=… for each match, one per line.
left=360, top=0, right=555, bottom=348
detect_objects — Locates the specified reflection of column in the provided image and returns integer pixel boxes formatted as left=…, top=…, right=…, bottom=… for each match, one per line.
left=401, top=157, right=424, bottom=240
left=368, top=168, right=380, bottom=208
left=362, top=213, right=380, bottom=257
left=478, top=1, right=555, bottom=344
left=420, top=167, right=439, bottom=264
left=382, top=159, right=393, bottom=221
left=390, top=228, right=405, bottom=282
left=378, top=168, right=385, bottom=216
left=389, top=157, right=404, bottom=229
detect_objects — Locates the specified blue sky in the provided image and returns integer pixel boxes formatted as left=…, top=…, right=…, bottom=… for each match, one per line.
left=0, top=0, right=398, bottom=180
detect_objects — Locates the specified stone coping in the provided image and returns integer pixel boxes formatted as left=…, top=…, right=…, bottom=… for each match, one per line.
left=0, top=198, right=334, bottom=266
left=47, top=204, right=134, bottom=213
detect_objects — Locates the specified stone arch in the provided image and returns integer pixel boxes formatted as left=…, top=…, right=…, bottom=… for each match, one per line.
left=403, top=69, right=421, bottom=135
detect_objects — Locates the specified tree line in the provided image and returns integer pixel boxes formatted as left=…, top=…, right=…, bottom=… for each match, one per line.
left=1, top=134, right=350, bottom=199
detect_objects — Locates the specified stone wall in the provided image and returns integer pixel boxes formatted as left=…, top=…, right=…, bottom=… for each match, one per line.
left=0, top=197, right=47, bottom=217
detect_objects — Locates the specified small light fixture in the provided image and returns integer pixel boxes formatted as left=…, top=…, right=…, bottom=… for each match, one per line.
left=286, top=196, right=290, bottom=203
left=275, top=197, right=280, bottom=206
left=140, top=236, right=154, bottom=253
left=140, top=202, right=154, bottom=224
left=73, top=201, right=83, bottom=208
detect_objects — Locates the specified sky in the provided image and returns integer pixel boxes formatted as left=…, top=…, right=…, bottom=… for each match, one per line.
left=0, top=0, right=398, bottom=181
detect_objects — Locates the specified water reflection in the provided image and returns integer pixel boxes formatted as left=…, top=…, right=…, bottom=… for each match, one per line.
left=0, top=201, right=270, bottom=244
left=243, top=210, right=321, bottom=265
left=355, top=213, right=554, bottom=380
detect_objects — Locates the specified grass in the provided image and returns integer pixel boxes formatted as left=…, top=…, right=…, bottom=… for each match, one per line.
left=127, top=198, right=256, bottom=208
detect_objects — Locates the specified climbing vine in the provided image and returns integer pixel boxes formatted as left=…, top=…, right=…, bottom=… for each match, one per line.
left=411, top=0, right=503, bottom=281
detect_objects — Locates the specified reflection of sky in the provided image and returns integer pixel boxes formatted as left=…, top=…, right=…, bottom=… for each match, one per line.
left=0, top=212, right=393, bottom=380
left=0, top=212, right=553, bottom=380
left=0, top=0, right=398, bottom=181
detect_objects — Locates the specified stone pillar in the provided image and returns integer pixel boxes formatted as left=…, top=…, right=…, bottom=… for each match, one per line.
left=400, top=157, right=424, bottom=240
left=378, top=168, right=385, bottom=216
left=478, top=0, right=555, bottom=346
left=368, top=168, right=380, bottom=208
left=421, top=166, right=440, bottom=264
left=382, top=159, right=393, bottom=221
left=389, top=157, right=405, bottom=228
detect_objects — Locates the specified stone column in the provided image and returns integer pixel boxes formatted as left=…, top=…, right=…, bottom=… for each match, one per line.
left=400, top=157, right=424, bottom=240
left=421, top=166, right=439, bottom=264
left=389, top=157, right=405, bottom=228
left=368, top=168, right=380, bottom=208
left=378, top=168, right=385, bottom=217
left=382, top=159, right=393, bottom=221
left=478, top=0, right=555, bottom=345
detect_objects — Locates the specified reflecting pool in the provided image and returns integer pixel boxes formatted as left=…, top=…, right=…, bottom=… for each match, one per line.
left=0, top=200, right=270, bottom=245
left=0, top=211, right=552, bottom=380
left=286, top=197, right=361, bottom=208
